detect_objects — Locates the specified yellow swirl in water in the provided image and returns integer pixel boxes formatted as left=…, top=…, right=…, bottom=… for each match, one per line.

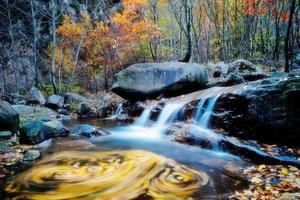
left=5, top=150, right=209, bottom=200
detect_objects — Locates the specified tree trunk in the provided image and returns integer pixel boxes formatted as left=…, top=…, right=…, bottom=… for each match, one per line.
left=285, top=0, right=296, bottom=73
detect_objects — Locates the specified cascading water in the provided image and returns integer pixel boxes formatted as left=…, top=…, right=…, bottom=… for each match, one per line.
left=134, top=105, right=156, bottom=126
left=115, top=103, right=124, bottom=116
left=153, top=103, right=183, bottom=129
left=197, top=95, right=221, bottom=128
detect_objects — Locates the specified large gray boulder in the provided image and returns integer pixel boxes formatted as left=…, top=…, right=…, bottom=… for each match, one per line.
left=20, top=120, right=69, bottom=144
left=27, top=87, right=46, bottom=105
left=12, top=105, right=57, bottom=124
left=0, top=100, right=19, bottom=132
left=64, top=93, right=86, bottom=105
left=226, top=59, right=267, bottom=81
left=46, top=95, right=64, bottom=109
left=112, top=62, right=210, bottom=100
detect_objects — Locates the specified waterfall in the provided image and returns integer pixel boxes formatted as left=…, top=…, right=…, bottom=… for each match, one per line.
left=198, top=95, right=220, bottom=128
left=194, top=94, right=221, bottom=128
left=134, top=105, right=155, bottom=126
left=153, top=103, right=183, bottom=128
left=134, top=103, right=184, bottom=132
left=115, top=103, right=124, bottom=116
left=194, top=99, right=206, bottom=122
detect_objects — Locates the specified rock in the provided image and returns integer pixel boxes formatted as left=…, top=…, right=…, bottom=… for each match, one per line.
left=64, top=93, right=86, bottom=105
left=112, top=62, right=210, bottom=100
left=78, top=102, right=96, bottom=117
left=9, top=93, right=25, bottom=105
left=71, top=124, right=98, bottom=138
left=97, top=129, right=111, bottom=136
left=223, top=73, right=245, bottom=86
left=23, top=150, right=41, bottom=161
left=26, top=87, right=46, bottom=105
left=0, top=100, right=19, bottom=132
left=97, top=101, right=113, bottom=118
left=212, top=62, right=228, bottom=78
left=0, top=131, right=12, bottom=140
left=58, top=109, right=70, bottom=115
left=226, top=59, right=268, bottom=81
left=20, top=120, right=69, bottom=144
left=13, top=105, right=57, bottom=124
left=46, top=95, right=64, bottom=109
left=211, top=76, right=300, bottom=146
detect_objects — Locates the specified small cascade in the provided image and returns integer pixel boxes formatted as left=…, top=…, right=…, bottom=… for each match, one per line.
left=154, top=103, right=183, bottom=128
left=134, top=105, right=155, bottom=126
left=115, top=103, right=124, bottom=116
left=194, top=99, right=206, bottom=121
left=198, top=95, right=221, bottom=128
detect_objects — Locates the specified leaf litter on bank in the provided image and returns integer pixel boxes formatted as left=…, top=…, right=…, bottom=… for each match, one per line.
left=230, top=165, right=300, bottom=199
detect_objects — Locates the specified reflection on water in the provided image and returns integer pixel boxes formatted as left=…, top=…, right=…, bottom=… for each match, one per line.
left=5, top=150, right=209, bottom=200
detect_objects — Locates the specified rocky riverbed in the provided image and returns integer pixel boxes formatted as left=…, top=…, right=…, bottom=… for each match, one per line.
left=1, top=60, right=300, bottom=199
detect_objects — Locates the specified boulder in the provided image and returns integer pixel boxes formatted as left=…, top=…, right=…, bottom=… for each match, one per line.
left=12, top=105, right=57, bottom=124
left=112, top=62, right=210, bottom=100
left=23, top=150, right=41, bottom=161
left=26, top=87, right=46, bottom=105
left=212, top=62, right=228, bottom=78
left=78, top=102, right=96, bottom=117
left=211, top=76, right=300, bottom=146
left=71, top=124, right=98, bottom=138
left=0, top=100, right=19, bottom=132
left=20, top=120, right=69, bottom=144
left=58, top=109, right=70, bottom=115
left=226, top=59, right=267, bottom=81
left=0, top=131, right=12, bottom=140
left=46, top=95, right=64, bottom=109
left=64, top=93, right=86, bottom=105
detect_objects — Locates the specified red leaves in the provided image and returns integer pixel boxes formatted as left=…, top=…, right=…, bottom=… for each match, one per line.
left=243, top=0, right=290, bottom=23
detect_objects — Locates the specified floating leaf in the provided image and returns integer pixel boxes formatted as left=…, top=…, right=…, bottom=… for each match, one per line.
left=280, top=168, right=289, bottom=175
left=258, top=165, right=266, bottom=171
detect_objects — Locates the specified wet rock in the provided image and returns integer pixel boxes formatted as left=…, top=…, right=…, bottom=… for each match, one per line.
left=0, top=140, right=14, bottom=151
left=97, top=128, right=111, bottom=136
left=58, top=109, right=70, bottom=115
left=212, top=62, right=228, bottom=78
left=46, top=95, right=64, bottom=109
left=64, top=93, right=87, bottom=105
left=223, top=73, right=245, bottom=86
left=13, top=105, right=57, bottom=123
left=97, top=101, right=114, bottom=118
left=112, top=62, right=210, bottom=100
left=72, top=124, right=98, bottom=138
left=23, top=150, right=41, bottom=161
left=78, top=102, right=97, bottom=118
left=211, top=76, right=300, bottom=146
left=26, top=87, right=46, bottom=105
left=0, top=131, right=12, bottom=140
left=9, top=93, right=25, bottom=105
left=226, top=59, right=268, bottom=81
left=0, top=100, right=19, bottom=132
left=20, top=120, right=69, bottom=144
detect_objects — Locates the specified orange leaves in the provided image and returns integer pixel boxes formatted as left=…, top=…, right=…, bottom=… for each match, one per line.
left=53, top=0, right=161, bottom=73
left=56, top=15, right=84, bottom=39
left=243, top=0, right=290, bottom=23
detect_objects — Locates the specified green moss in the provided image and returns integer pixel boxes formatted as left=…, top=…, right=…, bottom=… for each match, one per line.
left=40, top=84, right=81, bottom=96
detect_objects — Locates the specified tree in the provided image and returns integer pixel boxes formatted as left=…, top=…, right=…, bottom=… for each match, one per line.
left=284, top=0, right=296, bottom=73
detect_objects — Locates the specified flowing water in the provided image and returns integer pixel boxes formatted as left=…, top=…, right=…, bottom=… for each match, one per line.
left=3, top=86, right=253, bottom=200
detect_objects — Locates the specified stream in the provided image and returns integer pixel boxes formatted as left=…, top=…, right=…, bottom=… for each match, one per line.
left=5, top=84, right=298, bottom=199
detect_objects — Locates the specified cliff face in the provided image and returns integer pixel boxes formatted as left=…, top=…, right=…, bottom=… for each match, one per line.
left=0, top=0, right=120, bottom=94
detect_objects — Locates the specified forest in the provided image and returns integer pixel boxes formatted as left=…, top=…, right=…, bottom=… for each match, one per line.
left=0, top=0, right=300, bottom=199
left=0, top=0, right=298, bottom=94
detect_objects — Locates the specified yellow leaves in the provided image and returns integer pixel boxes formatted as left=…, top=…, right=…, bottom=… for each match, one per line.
left=258, top=165, right=266, bottom=172
left=52, top=0, right=161, bottom=72
left=280, top=168, right=289, bottom=175
left=230, top=165, right=300, bottom=199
